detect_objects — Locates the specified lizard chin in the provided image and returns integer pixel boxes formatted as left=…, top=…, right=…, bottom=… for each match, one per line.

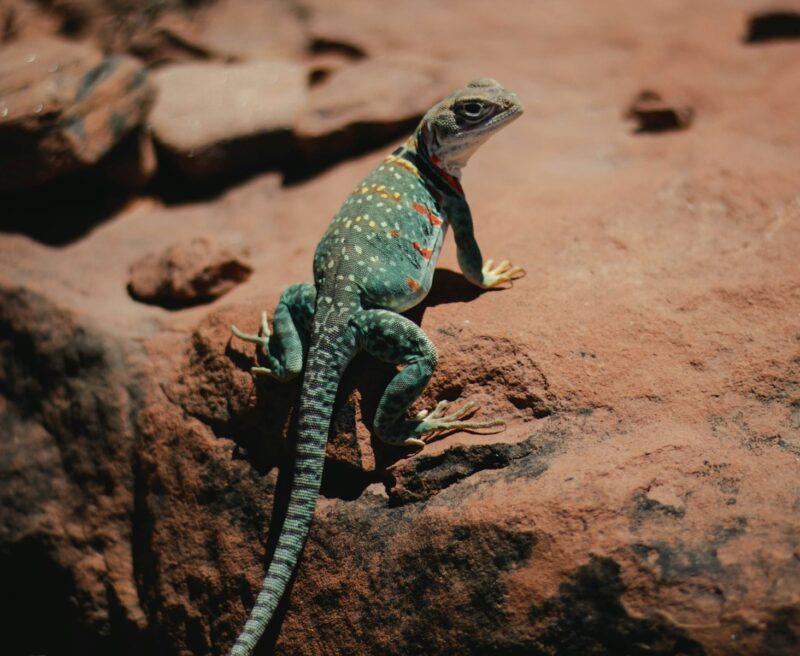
left=439, top=106, right=523, bottom=175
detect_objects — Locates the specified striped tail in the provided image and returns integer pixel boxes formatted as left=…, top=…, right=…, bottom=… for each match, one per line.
left=229, top=317, right=356, bottom=656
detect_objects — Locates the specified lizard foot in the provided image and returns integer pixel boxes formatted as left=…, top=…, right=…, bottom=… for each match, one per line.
left=404, top=400, right=505, bottom=447
left=231, top=311, right=276, bottom=377
left=482, top=259, right=526, bottom=288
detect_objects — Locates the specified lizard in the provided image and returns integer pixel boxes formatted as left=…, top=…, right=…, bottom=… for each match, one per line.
left=227, top=78, right=525, bottom=655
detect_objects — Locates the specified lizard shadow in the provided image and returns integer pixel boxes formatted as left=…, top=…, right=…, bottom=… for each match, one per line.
left=411, top=267, right=493, bottom=310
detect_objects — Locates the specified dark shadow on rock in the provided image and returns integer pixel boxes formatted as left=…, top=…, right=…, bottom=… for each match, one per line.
left=745, top=12, right=800, bottom=43
left=528, top=556, right=707, bottom=655
left=404, top=268, right=496, bottom=325
left=283, top=117, right=421, bottom=187
left=0, top=168, right=134, bottom=246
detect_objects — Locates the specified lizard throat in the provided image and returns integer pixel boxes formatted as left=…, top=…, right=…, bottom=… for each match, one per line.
left=411, top=126, right=465, bottom=196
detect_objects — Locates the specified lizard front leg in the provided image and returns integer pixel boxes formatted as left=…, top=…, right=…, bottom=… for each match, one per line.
left=449, top=199, right=526, bottom=289
left=352, top=309, right=503, bottom=447
left=231, top=283, right=316, bottom=380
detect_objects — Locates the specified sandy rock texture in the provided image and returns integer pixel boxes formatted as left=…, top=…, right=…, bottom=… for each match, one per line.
left=1, top=1, right=800, bottom=655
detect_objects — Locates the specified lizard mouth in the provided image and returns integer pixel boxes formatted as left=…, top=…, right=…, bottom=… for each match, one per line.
left=489, top=102, right=524, bottom=125
left=464, top=103, right=524, bottom=138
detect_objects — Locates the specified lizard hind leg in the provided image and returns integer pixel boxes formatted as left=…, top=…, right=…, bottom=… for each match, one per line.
left=230, top=283, right=316, bottom=381
left=352, top=309, right=505, bottom=448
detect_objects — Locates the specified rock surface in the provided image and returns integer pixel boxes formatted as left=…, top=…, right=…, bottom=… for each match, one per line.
left=295, top=55, right=454, bottom=169
left=2, top=2, right=800, bottom=656
left=128, top=236, right=253, bottom=307
left=149, top=60, right=307, bottom=179
left=193, top=0, right=308, bottom=62
left=0, top=35, right=154, bottom=191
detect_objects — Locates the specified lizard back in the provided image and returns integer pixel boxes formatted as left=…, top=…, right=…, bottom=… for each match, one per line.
left=313, top=147, right=453, bottom=313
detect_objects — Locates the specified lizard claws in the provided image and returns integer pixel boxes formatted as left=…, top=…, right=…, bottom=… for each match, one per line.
left=482, top=259, right=526, bottom=288
left=404, top=399, right=505, bottom=447
left=231, top=311, right=271, bottom=355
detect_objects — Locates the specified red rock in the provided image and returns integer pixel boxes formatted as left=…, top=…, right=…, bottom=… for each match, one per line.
left=193, top=0, right=308, bottom=62
left=2, top=2, right=800, bottom=655
left=127, top=13, right=214, bottom=67
left=128, top=236, right=253, bottom=307
left=148, top=60, right=307, bottom=178
left=0, top=0, right=61, bottom=43
left=295, top=55, right=452, bottom=167
left=0, top=36, right=154, bottom=191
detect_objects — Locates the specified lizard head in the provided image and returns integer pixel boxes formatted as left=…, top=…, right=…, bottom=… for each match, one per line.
left=418, top=78, right=523, bottom=177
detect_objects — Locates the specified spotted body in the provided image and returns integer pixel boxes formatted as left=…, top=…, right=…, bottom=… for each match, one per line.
left=228, top=79, right=525, bottom=656
left=314, top=149, right=450, bottom=313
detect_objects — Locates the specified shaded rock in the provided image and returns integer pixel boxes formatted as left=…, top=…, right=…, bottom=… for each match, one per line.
left=625, top=89, right=694, bottom=133
left=35, top=0, right=308, bottom=66
left=294, top=55, right=450, bottom=170
left=0, top=286, right=148, bottom=654
left=128, top=236, right=253, bottom=307
left=100, top=127, right=157, bottom=189
left=30, top=0, right=182, bottom=54
left=0, top=36, right=154, bottom=192
left=1, top=0, right=61, bottom=44
left=127, top=13, right=214, bottom=67
left=300, top=0, right=395, bottom=58
left=745, top=11, right=800, bottom=43
left=148, top=60, right=307, bottom=179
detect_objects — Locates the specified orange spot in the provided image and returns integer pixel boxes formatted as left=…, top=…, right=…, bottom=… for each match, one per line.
left=412, top=241, right=432, bottom=260
left=411, top=202, right=443, bottom=226
left=431, top=154, right=441, bottom=165
left=389, top=229, right=400, bottom=237
left=385, top=155, right=420, bottom=177
left=392, top=192, right=401, bottom=201
left=407, top=278, right=421, bottom=290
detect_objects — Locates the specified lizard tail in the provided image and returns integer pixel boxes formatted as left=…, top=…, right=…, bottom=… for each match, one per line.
left=229, top=317, right=356, bottom=656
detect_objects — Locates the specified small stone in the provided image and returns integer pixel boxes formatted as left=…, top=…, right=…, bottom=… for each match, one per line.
left=128, top=236, right=252, bottom=307
left=625, top=89, right=694, bottom=133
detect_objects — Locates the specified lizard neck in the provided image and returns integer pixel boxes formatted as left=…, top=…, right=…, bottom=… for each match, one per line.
left=400, top=126, right=464, bottom=198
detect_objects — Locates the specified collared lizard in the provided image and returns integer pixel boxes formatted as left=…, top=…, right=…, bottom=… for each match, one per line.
left=228, top=78, right=525, bottom=655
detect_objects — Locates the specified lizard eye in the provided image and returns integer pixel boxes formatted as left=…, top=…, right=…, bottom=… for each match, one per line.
left=457, top=101, right=487, bottom=121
